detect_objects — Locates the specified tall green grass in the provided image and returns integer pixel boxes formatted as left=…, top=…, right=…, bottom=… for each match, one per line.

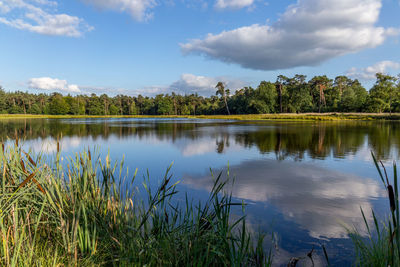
left=348, top=153, right=400, bottom=266
left=0, top=140, right=270, bottom=266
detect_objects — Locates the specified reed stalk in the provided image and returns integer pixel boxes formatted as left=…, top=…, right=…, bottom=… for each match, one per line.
left=348, top=153, right=400, bottom=266
left=0, top=140, right=270, bottom=266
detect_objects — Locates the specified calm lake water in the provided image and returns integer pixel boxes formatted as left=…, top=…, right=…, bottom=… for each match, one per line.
left=2, top=118, right=398, bottom=266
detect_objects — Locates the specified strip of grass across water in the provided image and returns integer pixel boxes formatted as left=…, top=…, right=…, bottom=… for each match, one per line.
left=2, top=113, right=400, bottom=121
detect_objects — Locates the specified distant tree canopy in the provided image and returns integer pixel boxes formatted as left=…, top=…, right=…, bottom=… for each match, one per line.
left=0, top=73, right=399, bottom=115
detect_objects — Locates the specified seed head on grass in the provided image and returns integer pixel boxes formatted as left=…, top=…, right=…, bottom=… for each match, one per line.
left=0, top=139, right=271, bottom=266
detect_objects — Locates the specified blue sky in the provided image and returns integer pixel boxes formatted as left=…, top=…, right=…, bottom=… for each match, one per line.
left=0, top=0, right=399, bottom=96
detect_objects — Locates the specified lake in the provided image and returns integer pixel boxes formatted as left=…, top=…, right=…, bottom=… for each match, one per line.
left=1, top=118, right=397, bottom=266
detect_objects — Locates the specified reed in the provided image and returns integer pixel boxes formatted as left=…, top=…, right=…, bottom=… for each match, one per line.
left=348, top=153, right=400, bottom=266
left=0, top=141, right=270, bottom=266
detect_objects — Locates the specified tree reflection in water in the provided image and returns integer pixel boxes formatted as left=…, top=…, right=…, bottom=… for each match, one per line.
left=2, top=119, right=399, bottom=160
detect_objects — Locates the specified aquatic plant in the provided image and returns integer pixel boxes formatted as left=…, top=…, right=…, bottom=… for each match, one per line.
left=0, top=139, right=270, bottom=266
left=348, top=153, right=400, bottom=266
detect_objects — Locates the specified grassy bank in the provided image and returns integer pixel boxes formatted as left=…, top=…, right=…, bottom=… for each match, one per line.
left=193, top=113, right=400, bottom=121
left=0, top=141, right=269, bottom=266
left=2, top=113, right=400, bottom=121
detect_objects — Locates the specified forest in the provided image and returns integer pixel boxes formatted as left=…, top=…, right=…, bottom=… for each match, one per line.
left=0, top=73, right=399, bottom=115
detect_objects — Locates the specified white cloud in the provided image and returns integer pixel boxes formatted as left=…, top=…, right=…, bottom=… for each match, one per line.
left=182, top=0, right=398, bottom=70
left=79, top=85, right=137, bottom=96
left=30, top=0, right=57, bottom=6
left=25, top=136, right=82, bottom=154
left=169, top=73, right=246, bottom=96
left=347, top=60, right=400, bottom=80
left=82, top=0, right=157, bottom=22
left=25, top=74, right=244, bottom=97
left=28, top=77, right=81, bottom=93
left=180, top=140, right=216, bottom=156
left=104, top=73, right=246, bottom=97
left=184, top=160, right=384, bottom=239
left=0, top=1, right=11, bottom=13
left=215, top=0, right=254, bottom=9
left=0, top=0, right=92, bottom=37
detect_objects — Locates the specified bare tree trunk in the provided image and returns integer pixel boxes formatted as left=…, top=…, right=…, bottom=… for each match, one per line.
left=318, top=125, right=326, bottom=153
left=224, top=95, right=230, bottom=115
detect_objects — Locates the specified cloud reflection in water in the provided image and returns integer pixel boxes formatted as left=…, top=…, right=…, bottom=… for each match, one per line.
left=183, top=159, right=385, bottom=239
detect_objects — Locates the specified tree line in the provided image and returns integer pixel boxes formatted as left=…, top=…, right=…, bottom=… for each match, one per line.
left=0, top=73, right=399, bottom=115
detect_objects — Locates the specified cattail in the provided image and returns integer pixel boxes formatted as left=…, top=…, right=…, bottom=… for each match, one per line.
left=20, top=160, right=27, bottom=174
left=2, top=164, right=8, bottom=185
left=23, top=151, right=36, bottom=167
left=32, top=178, right=46, bottom=194
left=18, top=171, right=36, bottom=189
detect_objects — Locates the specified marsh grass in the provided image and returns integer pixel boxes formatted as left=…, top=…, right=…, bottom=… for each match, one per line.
left=348, top=153, right=400, bottom=266
left=0, top=139, right=270, bottom=266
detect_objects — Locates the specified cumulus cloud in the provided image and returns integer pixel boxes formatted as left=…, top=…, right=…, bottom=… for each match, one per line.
left=28, top=77, right=81, bottom=93
left=182, top=0, right=398, bottom=70
left=174, top=135, right=242, bottom=156
left=82, top=0, right=156, bottom=22
left=25, top=73, right=245, bottom=96
left=104, top=73, right=246, bottom=97
left=215, top=0, right=254, bottom=9
left=347, top=60, right=400, bottom=80
left=169, top=73, right=246, bottom=96
left=184, top=160, right=384, bottom=239
left=0, top=0, right=92, bottom=37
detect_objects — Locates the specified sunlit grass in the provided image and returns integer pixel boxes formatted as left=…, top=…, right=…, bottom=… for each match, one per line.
left=0, top=139, right=270, bottom=266
left=2, top=113, right=400, bottom=121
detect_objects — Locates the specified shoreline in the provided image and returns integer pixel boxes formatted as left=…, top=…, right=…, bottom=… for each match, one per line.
left=1, top=113, right=400, bottom=121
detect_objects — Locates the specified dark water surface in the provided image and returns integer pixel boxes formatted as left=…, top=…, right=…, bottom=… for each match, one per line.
left=2, top=118, right=398, bottom=266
